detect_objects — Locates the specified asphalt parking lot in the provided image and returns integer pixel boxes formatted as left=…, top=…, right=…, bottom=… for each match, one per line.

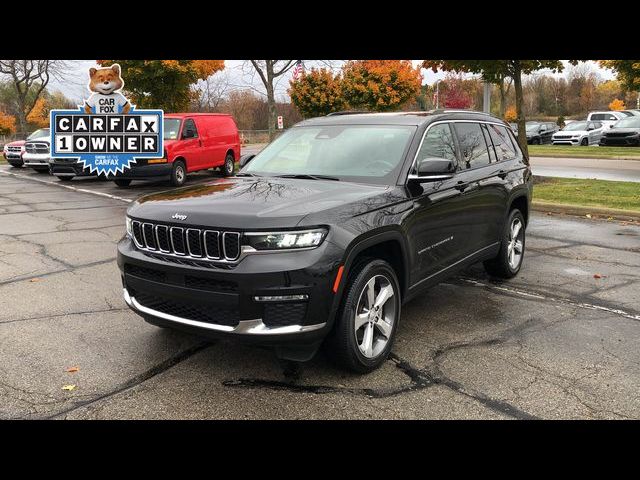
left=1, top=164, right=639, bottom=419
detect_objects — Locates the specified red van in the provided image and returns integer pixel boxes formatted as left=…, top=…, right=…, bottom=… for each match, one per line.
left=111, top=113, right=241, bottom=187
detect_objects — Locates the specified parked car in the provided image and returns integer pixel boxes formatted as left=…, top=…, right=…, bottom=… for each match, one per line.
left=118, top=110, right=532, bottom=372
left=508, top=122, right=518, bottom=134
left=107, top=113, right=241, bottom=188
left=2, top=140, right=26, bottom=167
left=22, top=128, right=52, bottom=173
left=586, top=111, right=628, bottom=129
left=552, top=120, right=604, bottom=146
left=620, top=110, right=640, bottom=117
left=525, top=121, right=558, bottom=144
left=599, top=116, right=640, bottom=146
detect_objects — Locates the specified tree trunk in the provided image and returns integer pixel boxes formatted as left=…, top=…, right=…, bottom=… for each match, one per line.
left=499, top=79, right=506, bottom=119
left=513, top=61, right=529, bottom=157
left=266, top=62, right=277, bottom=141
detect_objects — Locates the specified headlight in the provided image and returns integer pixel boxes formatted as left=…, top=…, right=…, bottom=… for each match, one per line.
left=126, top=217, right=133, bottom=238
left=244, top=228, right=328, bottom=250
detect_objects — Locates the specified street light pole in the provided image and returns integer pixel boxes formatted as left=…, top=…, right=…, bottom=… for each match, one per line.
left=435, top=80, right=440, bottom=109
left=483, top=82, right=491, bottom=113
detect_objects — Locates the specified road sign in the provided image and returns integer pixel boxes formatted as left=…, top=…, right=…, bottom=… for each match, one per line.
left=277, top=116, right=284, bottom=130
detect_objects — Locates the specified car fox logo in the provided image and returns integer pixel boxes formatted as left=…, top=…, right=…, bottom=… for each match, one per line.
left=49, top=64, right=163, bottom=176
left=171, top=213, right=188, bottom=221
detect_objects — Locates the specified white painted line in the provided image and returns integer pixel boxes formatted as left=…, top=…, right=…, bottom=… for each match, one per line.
left=0, top=170, right=132, bottom=203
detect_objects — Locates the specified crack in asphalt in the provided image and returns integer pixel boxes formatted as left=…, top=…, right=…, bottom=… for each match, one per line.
left=0, top=257, right=117, bottom=286
left=0, top=307, right=129, bottom=325
left=44, top=342, right=212, bottom=420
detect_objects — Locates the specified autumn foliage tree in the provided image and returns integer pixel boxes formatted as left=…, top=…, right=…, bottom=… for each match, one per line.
left=0, top=111, right=16, bottom=135
left=289, top=68, right=346, bottom=117
left=340, top=60, right=422, bottom=112
left=599, top=60, right=640, bottom=91
left=97, top=60, right=225, bottom=112
left=608, top=98, right=625, bottom=111
left=504, top=105, right=517, bottom=123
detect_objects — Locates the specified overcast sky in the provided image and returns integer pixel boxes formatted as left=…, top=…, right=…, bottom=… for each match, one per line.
left=50, top=60, right=615, bottom=105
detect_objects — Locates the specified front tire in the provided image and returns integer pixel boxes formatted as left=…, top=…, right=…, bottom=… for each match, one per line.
left=57, top=176, right=74, bottom=182
left=170, top=160, right=187, bottom=187
left=114, top=179, right=132, bottom=187
left=222, top=153, right=235, bottom=177
left=580, top=138, right=589, bottom=146
left=325, top=258, right=401, bottom=373
left=484, top=209, right=526, bottom=278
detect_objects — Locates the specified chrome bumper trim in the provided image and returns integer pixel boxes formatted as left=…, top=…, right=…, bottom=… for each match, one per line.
left=123, top=288, right=325, bottom=335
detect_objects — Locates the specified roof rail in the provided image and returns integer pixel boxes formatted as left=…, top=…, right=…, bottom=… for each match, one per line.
left=325, top=110, right=371, bottom=116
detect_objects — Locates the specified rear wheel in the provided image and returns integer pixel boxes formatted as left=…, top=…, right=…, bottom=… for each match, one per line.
left=325, top=258, right=401, bottom=373
left=222, top=153, right=235, bottom=177
left=170, top=160, right=187, bottom=187
left=484, top=209, right=526, bottom=278
left=531, top=138, right=540, bottom=145
left=114, top=179, right=132, bottom=187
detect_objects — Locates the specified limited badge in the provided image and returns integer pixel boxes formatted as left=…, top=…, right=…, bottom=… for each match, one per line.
left=49, top=63, right=163, bottom=176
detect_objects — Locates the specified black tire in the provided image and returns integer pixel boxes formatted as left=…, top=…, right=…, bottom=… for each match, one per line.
left=8, top=162, right=22, bottom=169
left=114, top=179, right=132, bottom=187
left=170, top=159, right=187, bottom=187
left=484, top=209, right=526, bottom=279
left=325, top=258, right=401, bottom=373
left=531, top=138, right=540, bottom=145
left=580, top=138, right=589, bottom=146
left=57, top=176, right=74, bottom=182
left=222, top=153, right=235, bottom=177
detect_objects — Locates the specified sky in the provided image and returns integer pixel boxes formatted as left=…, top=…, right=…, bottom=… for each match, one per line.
left=49, top=60, right=615, bottom=105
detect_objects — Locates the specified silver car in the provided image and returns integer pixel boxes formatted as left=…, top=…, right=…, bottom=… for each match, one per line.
left=22, top=128, right=51, bottom=173
left=552, top=121, right=605, bottom=146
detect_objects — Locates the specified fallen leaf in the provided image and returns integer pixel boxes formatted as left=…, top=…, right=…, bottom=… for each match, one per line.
left=66, top=366, right=79, bottom=373
left=62, top=385, right=76, bottom=391
left=593, top=274, right=608, bottom=279
left=585, top=214, right=592, bottom=219
left=29, top=278, right=41, bottom=283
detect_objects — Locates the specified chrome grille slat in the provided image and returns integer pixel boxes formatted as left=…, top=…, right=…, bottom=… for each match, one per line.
left=130, top=220, right=242, bottom=263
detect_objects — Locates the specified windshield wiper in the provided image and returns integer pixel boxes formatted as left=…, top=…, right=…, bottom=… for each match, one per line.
left=275, top=174, right=340, bottom=181
left=236, top=172, right=261, bottom=177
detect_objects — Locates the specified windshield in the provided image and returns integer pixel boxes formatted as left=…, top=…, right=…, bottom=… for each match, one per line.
left=28, top=128, right=50, bottom=140
left=613, top=117, right=640, bottom=128
left=164, top=118, right=182, bottom=140
left=563, top=122, right=588, bottom=131
left=244, top=125, right=416, bottom=184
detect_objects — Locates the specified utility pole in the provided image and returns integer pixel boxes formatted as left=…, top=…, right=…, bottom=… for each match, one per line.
left=483, top=82, right=491, bottom=113
left=434, top=80, right=440, bottom=109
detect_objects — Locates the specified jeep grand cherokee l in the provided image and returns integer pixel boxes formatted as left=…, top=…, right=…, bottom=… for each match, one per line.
left=118, top=111, right=532, bottom=373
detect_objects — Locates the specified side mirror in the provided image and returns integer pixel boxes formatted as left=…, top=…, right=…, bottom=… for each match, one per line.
left=408, top=157, right=455, bottom=183
left=182, top=129, right=195, bottom=139
left=239, top=154, right=256, bottom=169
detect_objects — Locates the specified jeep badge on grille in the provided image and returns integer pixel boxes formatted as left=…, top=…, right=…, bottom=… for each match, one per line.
left=172, top=213, right=187, bottom=221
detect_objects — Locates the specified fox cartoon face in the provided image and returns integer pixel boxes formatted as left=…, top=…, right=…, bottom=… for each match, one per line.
left=88, top=64, right=124, bottom=95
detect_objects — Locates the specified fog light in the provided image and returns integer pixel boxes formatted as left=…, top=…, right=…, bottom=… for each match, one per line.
left=254, top=294, right=309, bottom=302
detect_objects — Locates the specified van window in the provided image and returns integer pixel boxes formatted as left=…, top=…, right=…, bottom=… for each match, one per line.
left=183, top=119, right=198, bottom=138
left=453, top=123, right=491, bottom=170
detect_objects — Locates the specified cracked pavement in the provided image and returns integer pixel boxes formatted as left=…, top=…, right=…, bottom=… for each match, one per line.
left=1, top=165, right=639, bottom=419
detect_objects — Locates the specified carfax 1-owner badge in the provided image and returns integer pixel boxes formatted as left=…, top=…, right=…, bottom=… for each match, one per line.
left=50, top=64, right=163, bottom=176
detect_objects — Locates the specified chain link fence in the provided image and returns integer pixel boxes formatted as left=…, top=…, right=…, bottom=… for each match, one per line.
left=239, top=129, right=286, bottom=145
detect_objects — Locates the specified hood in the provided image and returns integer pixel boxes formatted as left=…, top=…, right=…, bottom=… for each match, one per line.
left=127, top=176, right=390, bottom=229
left=6, top=140, right=25, bottom=147
left=26, top=135, right=49, bottom=144
left=604, top=128, right=640, bottom=135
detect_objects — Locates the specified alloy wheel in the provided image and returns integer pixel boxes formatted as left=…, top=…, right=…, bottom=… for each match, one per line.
left=507, top=217, right=524, bottom=270
left=354, top=274, right=396, bottom=358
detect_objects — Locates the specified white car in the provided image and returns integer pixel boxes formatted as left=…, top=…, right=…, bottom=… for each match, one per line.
left=586, top=111, right=629, bottom=129
left=552, top=120, right=605, bottom=146
left=22, top=128, right=51, bottom=173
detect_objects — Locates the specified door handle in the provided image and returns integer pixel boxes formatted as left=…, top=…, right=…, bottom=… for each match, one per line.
left=455, top=181, right=468, bottom=192
left=199, top=139, right=203, bottom=147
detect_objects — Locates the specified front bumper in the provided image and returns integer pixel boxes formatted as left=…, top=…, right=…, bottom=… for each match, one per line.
left=22, top=152, right=51, bottom=168
left=4, top=153, right=23, bottom=165
left=552, top=137, right=581, bottom=145
left=600, top=135, right=640, bottom=146
left=50, top=159, right=95, bottom=177
left=117, top=236, right=344, bottom=345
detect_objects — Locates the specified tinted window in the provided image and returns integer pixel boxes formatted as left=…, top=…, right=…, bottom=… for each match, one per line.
left=454, top=123, right=491, bottom=170
left=183, top=119, right=198, bottom=138
left=414, top=123, right=457, bottom=172
left=481, top=124, right=497, bottom=163
left=487, top=124, right=517, bottom=162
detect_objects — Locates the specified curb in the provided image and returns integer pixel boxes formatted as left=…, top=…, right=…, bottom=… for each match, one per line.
left=532, top=201, right=640, bottom=222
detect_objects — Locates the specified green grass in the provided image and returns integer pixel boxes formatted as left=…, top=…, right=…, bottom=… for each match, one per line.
left=534, top=177, right=640, bottom=212
left=529, top=145, right=640, bottom=160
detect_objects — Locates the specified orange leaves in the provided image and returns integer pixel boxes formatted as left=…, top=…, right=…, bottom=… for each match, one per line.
left=26, top=97, right=49, bottom=128
left=289, top=68, right=346, bottom=117
left=504, top=106, right=517, bottom=123
left=66, top=366, right=79, bottom=373
left=191, top=60, right=225, bottom=80
left=0, top=111, right=16, bottom=135
left=608, top=98, right=625, bottom=111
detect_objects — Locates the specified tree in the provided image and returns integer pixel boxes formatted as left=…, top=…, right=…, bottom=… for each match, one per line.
left=97, top=60, right=224, bottom=112
left=26, top=97, right=48, bottom=127
left=504, top=105, right=517, bottom=122
left=289, top=68, right=346, bottom=117
left=598, top=60, right=640, bottom=91
left=191, top=71, right=231, bottom=112
left=340, top=60, right=422, bottom=112
left=0, top=111, right=16, bottom=135
left=422, top=60, right=573, bottom=155
left=609, top=98, right=625, bottom=111
left=0, top=60, right=68, bottom=132
left=245, top=61, right=301, bottom=140
left=441, top=75, right=473, bottom=109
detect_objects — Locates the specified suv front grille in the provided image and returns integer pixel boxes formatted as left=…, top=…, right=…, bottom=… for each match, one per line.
left=131, top=220, right=241, bottom=263
left=25, top=142, right=49, bottom=154
left=133, top=291, right=240, bottom=326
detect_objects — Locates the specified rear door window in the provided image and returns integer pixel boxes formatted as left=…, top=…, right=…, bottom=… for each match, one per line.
left=453, top=122, right=491, bottom=170
left=487, top=124, right=518, bottom=162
